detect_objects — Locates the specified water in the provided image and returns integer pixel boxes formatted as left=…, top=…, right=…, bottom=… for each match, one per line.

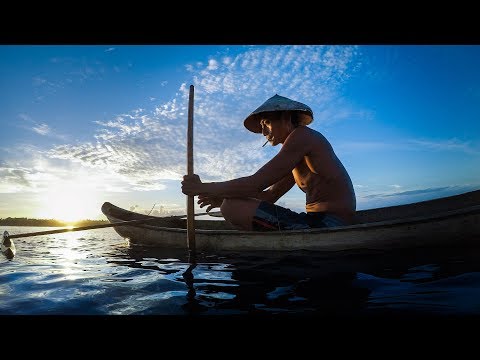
left=2, top=225, right=480, bottom=318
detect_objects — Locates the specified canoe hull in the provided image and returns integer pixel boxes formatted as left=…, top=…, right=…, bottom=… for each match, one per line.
left=102, top=191, right=480, bottom=251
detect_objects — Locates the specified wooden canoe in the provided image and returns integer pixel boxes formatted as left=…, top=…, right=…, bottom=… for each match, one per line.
left=101, top=189, right=480, bottom=252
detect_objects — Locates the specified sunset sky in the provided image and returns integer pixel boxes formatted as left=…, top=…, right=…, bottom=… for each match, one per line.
left=1, top=45, right=479, bottom=222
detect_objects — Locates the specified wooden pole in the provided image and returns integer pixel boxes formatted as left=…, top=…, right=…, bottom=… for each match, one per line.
left=2, top=217, right=159, bottom=259
left=187, top=85, right=196, bottom=256
left=3, top=217, right=160, bottom=239
left=1, top=210, right=221, bottom=241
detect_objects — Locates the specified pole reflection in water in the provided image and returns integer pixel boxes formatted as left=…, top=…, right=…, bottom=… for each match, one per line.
left=181, top=251, right=209, bottom=315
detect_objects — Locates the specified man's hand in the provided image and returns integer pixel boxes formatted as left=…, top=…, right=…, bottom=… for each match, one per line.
left=181, top=174, right=202, bottom=196
left=198, top=194, right=223, bottom=213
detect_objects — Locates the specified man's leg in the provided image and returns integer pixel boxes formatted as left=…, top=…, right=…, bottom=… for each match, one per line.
left=220, top=198, right=262, bottom=230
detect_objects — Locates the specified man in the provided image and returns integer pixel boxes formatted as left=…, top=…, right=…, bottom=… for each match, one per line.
left=181, top=94, right=356, bottom=231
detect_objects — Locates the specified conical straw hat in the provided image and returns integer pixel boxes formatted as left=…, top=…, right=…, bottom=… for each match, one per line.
left=243, top=94, right=313, bottom=133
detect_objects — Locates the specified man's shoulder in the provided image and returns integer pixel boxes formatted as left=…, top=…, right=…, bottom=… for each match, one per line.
left=290, top=127, right=333, bottom=153
left=292, top=126, right=324, bottom=140
left=283, top=127, right=325, bottom=151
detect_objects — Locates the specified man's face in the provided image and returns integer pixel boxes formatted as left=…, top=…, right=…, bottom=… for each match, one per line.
left=260, top=112, right=290, bottom=146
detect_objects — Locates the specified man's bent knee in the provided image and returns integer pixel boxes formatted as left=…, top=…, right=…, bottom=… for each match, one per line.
left=220, top=198, right=260, bottom=231
left=220, top=198, right=243, bottom=225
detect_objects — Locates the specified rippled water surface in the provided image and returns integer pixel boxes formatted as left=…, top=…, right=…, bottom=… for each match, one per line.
left=2, top=225, right=480, bottom=318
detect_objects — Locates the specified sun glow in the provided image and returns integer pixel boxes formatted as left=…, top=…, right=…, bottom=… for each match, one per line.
left=36, top=181, right=101, bottom=223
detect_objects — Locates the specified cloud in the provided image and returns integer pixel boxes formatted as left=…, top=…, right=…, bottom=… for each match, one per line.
left=16, top=113, right=67, bottom=139
left=7, top=46, right=364, bottom=195
left=188, top=45, right=361, bottom=105
left=73, top=45, right=361, bottom=187
left=207, top=59, right=219, bottom=70
left=355, top=184, right=480, bottom=210
left=0, top=144, right=158, bottom=195
left=313, top=105, right=374, bottom=127
left=36, top=52, right=132, bottom=102
left=407, top=138, right=480, bottom=155
left=363, top=186, right=452, bottom=199
left=154, top=98, right=181, bottom=120
left=48, top=109, right=183, bottom=191
left=32, top=123, right=51, bottom=135
left=336, top=140, right=399, bottom=153
left=0, top=166, right=32, bottom=193
left=338, top=137, right=480, bottom=155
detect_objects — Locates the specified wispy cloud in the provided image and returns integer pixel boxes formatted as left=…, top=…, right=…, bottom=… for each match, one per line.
left=338, top=137, right=480, bottom=155
left=407, top=138, right=480, bottom=155
left=32, top=76, right=63, bottom=101
left=355, top=184, right=480, bottom=210
left=314, top=105, right=374, bottom=126
left=48, top=108, right=182, bottom=191
left=33, top=53, right=129, bottom=102
left=17, top=113, right=66, bottom=140
left=336, top=140, right=400, bottom=153
left=0, top=166, right=32, bottom=193
left=0, top=144, right=157, bottom=195
left=32, top=123, right=51, bottom=135
left=154, top=99, right=181, bottom=120
left=363, top=186, right=451, bottom=199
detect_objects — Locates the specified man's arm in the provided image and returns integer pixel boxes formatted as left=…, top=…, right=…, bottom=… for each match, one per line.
left=183, top=128, right=310, bottom=197
left=257, top=173, right=296, bottom=203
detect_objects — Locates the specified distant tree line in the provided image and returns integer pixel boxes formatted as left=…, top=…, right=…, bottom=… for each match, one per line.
left=0, top=217, right=109, bottom=227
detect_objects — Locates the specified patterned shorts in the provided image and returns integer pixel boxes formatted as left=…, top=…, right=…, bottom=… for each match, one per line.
left=252, top=201, right=346, bottom=231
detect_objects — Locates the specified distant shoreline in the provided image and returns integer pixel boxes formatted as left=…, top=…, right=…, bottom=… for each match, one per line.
left=0, top=218, right=109, bottom=227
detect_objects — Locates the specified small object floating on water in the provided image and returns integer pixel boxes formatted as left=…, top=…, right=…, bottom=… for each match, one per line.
left=2, top=231, right=16, bottom=259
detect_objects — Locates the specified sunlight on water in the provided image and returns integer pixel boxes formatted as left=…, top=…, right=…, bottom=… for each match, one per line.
left=49, top=231, right=88, bottom=280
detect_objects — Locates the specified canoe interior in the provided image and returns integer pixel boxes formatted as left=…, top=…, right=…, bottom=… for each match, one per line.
left=102, top=189, right=480, bottom=231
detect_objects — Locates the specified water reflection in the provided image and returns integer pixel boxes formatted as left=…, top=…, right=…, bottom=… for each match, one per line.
left=3, top=225, right=480, bottom=317
left=181, top=263, right=208, bottom=315
left=100, top=244, right=480, bottom=317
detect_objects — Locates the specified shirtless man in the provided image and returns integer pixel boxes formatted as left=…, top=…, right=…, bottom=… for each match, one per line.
left=181, top=94, right=356, bottom=231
